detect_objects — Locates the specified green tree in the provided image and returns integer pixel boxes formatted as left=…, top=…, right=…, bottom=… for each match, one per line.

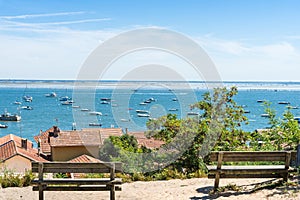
left=146, top=87, right=250, bottom=172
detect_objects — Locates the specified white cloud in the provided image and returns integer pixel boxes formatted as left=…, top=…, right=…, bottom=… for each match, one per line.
left=0, top=11, right=87, bottom=20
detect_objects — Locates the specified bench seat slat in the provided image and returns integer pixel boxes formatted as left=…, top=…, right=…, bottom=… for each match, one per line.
left=209, top=152, right=289, bottom=162
left=32, top=186, right=122, bottom=191
left=31, top=178, right=122, bottom=185
left=208, top=173, right=284, bottom=179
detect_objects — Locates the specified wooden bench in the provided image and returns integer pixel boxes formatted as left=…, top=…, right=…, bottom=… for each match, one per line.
left=31, top=162, right=122, bottom=200
left=206, top=151, right=296, bottom=191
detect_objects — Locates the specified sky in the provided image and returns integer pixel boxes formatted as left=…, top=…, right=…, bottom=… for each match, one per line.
left=0, top=0, right=300, bottom=81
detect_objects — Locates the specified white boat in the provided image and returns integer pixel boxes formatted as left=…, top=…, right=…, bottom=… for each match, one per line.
left=21, top=106, right=33, bottom=110
left=89, top=122, right=102, bottom=126
left=137, top=113, right=150, bottom=117
left=168, top=108, right=178, bottom=111
left=0, top=111, right=21, bottom=121
left=45, top=92, right=57, bottom=97
left=81, top=108, right=90, bottom=111
left=139, top=102, right=147, bottom=105
left=187, top=112, right=199, bottom=116
left=100, top=100, right=110, bottom=104
left=72, top=105, right=80, bottom=108
left=89, top=111, right=102, bottom=116
left=172, top=98, right=178, bottom=101
left=261, top=113, right=270, bottom=118
left=23, top=95, right=33, bottom=102
left=13, top=100, right=22, bottom=105
left=61, top=101, right=73, bottom=105
left=0, top=124, right=8, bottom=128
left=136, top=110, right=149, bottom=114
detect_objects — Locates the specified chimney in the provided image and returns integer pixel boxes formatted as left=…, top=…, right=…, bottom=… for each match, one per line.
left=53, top=126, right=60, bottom=137
left=21, top=138, right=28, bottom=150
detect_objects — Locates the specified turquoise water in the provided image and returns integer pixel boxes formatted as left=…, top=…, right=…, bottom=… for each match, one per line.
left=1, top=80, right=300, bottom=145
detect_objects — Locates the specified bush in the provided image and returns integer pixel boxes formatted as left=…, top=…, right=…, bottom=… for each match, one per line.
left=0, top=169, right=35, bottom=188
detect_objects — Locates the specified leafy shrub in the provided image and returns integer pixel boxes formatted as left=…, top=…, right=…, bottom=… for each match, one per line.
left=0, top=169, right=35, bottom=188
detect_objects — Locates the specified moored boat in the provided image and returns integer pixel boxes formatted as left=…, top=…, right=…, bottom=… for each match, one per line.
left=0, top=124, right=8, bottom=128
left=0, top=111, right=21, bottom=121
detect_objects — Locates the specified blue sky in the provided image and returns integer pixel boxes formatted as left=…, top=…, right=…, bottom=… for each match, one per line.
left=0, top=0, right=300, bottom=81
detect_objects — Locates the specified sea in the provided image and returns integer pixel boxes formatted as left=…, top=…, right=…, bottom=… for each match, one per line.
left=1, top=80, right=300, bottom=146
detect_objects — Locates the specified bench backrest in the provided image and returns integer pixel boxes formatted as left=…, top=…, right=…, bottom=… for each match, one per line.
left=32, top=162, right=123, bottom=174
left=209, top=151, right=292, bottom=162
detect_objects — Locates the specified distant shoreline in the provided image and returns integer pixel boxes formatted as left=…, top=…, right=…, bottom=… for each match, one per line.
left=1, top=79, right=300, bottom=90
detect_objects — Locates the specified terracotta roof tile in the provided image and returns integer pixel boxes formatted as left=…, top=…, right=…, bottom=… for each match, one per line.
left=127, top=131, right=165, bottom=149
left=68, top=154, right=102, bottom=163
left=0, top=134, right=47, bottom=162
left=0, top=140, right=17, bottom=161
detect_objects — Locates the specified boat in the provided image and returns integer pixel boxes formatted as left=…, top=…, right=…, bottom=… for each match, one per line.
left=136, top=110, right=149, bottom=114
left=168, top=108, right=178, bottom=111
left=13, top=100, right=22, bottom=105
left=278, top=101, right=290, bottom=105
left=139, top=102, right=147, bottom=105
left=0, top=124, right=8, bottom=128
left=100, top=100, right=110, bottom=104
left=172, top=98, right=178, bottom=101
left=89, top=122, right=102, bottom=126
left=45, top=92, right=57, bottom=97
left=187, top=112, right=199, bottom=116
left=61, top=101, right=74, bottom=105
left=286, top=105, right=299, bottom=109
left=261, top=113, right=270, bottom=118
left=89, top=111, right=102, bottom=116
left=72, top=105, right=80, bottom=108
left=0, top=111, right=21, bottom=121
left=257, top=100, right=266, bottom=103
left=244, top=110, right=250, bottom=113
left=59, top=96, right=70, bottom=101
left=21, top=106, right=33, bottom=110
left=23, top=95, right=33, bottom=102
left=137, top=113, right=150, bottom=117
left=100, top=98, right=111, bottom=102
left=81, top=108, right=90, bottom=111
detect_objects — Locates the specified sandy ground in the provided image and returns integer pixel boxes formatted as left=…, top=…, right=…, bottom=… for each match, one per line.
left=0, top=178, right=299, bottom=200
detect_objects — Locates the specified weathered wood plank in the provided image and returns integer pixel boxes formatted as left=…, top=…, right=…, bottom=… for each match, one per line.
left=32, top=186, right=122, bottom=191
left=209, top=151, right=289, bottom=162
left=32, top=162, right=122, bottom=173
left=31, top=178, right=122, bottom=185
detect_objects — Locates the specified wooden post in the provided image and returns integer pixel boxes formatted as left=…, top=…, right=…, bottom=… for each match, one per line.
left=110, top=163, right=116, bottom=200
left=214, top=152, right=223, bottom=190
left=38, top=162, right=44, bottom=200
left=297, top=144, right=300, bottom=167
left=283, top=152, right=291, bottom=182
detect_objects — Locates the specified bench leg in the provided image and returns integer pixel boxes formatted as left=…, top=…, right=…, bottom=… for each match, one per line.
left=214, top=173, right=220, bottom=191
left=38, top=185, right=44, bottom=200
left=110, top=186, right=115, bottom=200
left=283, top=173, right=288, bottom=182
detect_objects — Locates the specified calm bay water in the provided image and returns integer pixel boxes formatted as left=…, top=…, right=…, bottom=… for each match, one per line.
left=1, top=80, right=300, bottom=145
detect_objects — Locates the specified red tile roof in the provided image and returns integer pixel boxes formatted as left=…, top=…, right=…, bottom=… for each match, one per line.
left=0, top=134, right=47, bottom=162
left=34, top=127, right=123, bottom=153
left=68, top=154, right=102, bottom=163
left=128, top=132, right=165, bottom=149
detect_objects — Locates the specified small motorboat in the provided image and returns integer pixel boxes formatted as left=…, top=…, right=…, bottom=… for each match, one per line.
left=0, top=124, right=8, bottom=128
left=89, top=123, right=102, bottom=126
left=21, top=106, right=33, bottom=110
left=89, top=111, right=102, bottom=116
left=137, top=113, right=150, bottom=117
left=45, top=92, right=57, bottom=97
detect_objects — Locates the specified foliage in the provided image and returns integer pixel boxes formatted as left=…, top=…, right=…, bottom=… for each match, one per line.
left=0, top=169, right=35, bottom=188
left=146, top=87, right=250, bottom=172
left=258, top=102, right=300, bottom=150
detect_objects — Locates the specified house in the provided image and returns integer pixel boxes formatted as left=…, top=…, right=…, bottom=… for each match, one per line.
left=0, top=134, right=47, bottom=174
left=34, top=126, right=123, bottom=161
left=127, top=131, right=165, bottom=149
